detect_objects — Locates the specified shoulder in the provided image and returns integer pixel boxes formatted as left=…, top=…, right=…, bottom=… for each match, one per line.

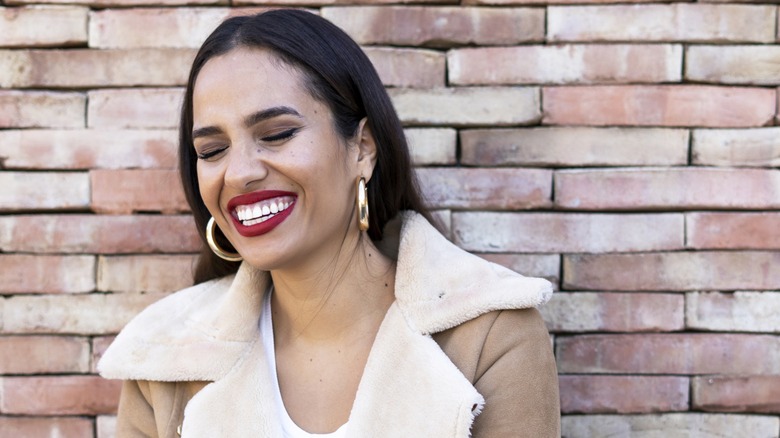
left=109, top=275, right=235, bottom=342
left=99, top=262, right=270, bottom=381
left=433, top=308, right=551, bottom=382
left=392, top=212, right=553, bottom=335
left=434, top=309, right=561, bottom=437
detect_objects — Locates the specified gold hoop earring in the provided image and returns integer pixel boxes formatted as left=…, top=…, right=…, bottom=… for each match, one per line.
left=356, top=177, right=369, bottom=232
left=206, top=217, right=242, bottom=262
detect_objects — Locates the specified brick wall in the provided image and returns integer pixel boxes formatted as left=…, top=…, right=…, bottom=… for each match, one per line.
left=1, top=1, right=779, bottom=437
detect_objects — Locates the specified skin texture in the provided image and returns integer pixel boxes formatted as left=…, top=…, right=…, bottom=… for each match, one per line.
left=191, top=47, right=396, bottom=433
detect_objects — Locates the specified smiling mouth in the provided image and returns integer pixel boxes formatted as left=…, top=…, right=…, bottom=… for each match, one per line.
left=234, top=196, right=295, bottom=226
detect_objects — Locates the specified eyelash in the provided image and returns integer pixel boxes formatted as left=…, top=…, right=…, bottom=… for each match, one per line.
left=197, top=148, right=226, bottom=160
left=262, top=128, right=298, bottom=143
left=195, top=128, right=299, bottom=160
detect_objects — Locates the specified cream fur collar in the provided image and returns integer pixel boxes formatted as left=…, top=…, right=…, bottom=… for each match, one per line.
left=98, top=212, right=552, bottom=437
left=99, top=211, right=551, bottom=381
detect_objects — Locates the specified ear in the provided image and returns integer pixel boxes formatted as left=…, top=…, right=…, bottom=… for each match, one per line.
left=353, top=118, right=378, bottom=181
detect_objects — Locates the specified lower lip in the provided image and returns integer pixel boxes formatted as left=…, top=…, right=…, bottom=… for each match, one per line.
left=231, top=201, right=295, bottom=237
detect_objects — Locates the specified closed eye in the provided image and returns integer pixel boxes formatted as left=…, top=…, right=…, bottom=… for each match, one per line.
left=197, top=147, right=227, bottom=160
left=262, top=128, right=299, bottom=143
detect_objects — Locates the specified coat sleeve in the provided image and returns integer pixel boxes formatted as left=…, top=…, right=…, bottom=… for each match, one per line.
left=469, top=308, right=561, bottom=438
left=115, top=380, right=159, bottom=438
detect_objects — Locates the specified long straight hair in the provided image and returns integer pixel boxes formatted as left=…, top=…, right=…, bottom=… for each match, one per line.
left=179, top=10, right=434, bottom=284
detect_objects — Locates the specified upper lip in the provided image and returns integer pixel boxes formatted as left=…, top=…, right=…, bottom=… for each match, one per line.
left=226, top=190, right=297, bottom=211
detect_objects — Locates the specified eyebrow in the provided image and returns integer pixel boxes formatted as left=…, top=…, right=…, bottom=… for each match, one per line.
left=192, top=106, right=303, bottom=140
left=244, top=106, right=302, bottom=128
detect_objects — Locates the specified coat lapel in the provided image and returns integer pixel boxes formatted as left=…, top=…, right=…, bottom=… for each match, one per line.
left=347, top=304, right=484, bottom=437
left=181, top=302, right=483, bottom=438
left=180, top=335, right=283, bottom=437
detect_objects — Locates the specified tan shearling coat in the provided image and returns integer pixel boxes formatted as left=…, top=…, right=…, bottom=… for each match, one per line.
left=99, top=212, right=560, bottom=437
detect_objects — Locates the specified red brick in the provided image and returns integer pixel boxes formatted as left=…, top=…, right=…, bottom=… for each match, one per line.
left=0, top=336, right=89, bottom=374
left=687, top=292, right=780, bottom=333
left=91, top=336, right=115, bottom=373
left=563, top=251, right=780, bottom=291
left=0, top=375, right=120, bottom=415
left=557, top=334, right=780, bottom=374
left=416, top=168, right=551, bottom=210
left=404, top=128, right=456, bottom=165
left=0, top=90, right=85, bottom=128
left=562, top=414, right=780, bottom=438
left=0, top=49, right=196, bottom=88
left=555, top=168, right=780, bottom=210
left=0, top=129, right=178, bottom=170
left=0, top=417, right=93, bottom=438
left=543, top=85, right=775, bottom=127
left=97, top=415, right=116, bottom=438
left=1, top=292, right=168, bottom=334
left=90, top=169, right=189, bottom=214
left=0, top=255, right=95, bottom=293
left=461, top=127, right=688, bottom=167
left=321, top=6, right=544, bottom=47
left=541, top=293, right=684, bottom=333
left=692, top=128, right=780, bottom=167
left=89, top=7, right=267, bottom=48
left=97, top=255, right=197, bottom=293
left=477, top=254, right=560, bottom=287
left=0, top=6, right=87, bottom=47
left=88, top=88, right=183, bottom=129
left=693, top=375, right=780, bottom=413
left=365, top=47, right=445, bottom=88
left=6, top=0, right=226, bottom=7
left=687, top=212, right=780, bottom=250
left=466, top=0, right=671, bottom=3
left=0, top=215, right=201, bottom=254
left=548, top=4, right=775, bottom=43
left=453, top=213, right=683, bottom=253
left=687, top=45, right=780, bottom=85
left=236, top=0, right=454, bottom=3
left=0, top=172, right=89, bottom=211
left=560, top=375, right=688, bottom=414
left=390, top=87, right=540, bottom=126
left=449, top=45, right=681, bottom=85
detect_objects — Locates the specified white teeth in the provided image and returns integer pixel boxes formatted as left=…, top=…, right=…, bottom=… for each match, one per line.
left=233, top=196, right=295, bottom=226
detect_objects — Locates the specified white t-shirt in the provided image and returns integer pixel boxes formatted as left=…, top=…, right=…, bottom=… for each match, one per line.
left=261, top=290, right=349, bottom=438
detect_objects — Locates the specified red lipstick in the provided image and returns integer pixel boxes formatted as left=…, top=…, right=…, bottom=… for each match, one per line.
left=227, top=190, right=297, bottom=237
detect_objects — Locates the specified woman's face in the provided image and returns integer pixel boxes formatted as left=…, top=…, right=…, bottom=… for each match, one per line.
left=192, top=47, right=374, bottom=271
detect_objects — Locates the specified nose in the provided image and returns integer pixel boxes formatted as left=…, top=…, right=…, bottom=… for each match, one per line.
left=223, top=140, right=268, bottom=189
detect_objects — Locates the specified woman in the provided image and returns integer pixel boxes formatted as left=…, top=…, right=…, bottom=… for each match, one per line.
left=99, top=9, right=559, bottom=437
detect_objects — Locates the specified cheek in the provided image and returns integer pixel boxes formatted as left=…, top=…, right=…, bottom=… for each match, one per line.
left=195, top=163, right=223, bottom=210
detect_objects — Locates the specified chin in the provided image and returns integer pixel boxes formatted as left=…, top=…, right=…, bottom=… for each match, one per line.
left=240, top=246, right=301, bottom=273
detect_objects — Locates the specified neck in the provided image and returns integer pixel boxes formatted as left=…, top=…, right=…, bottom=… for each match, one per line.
left=269, top=232, right=396, bottom=344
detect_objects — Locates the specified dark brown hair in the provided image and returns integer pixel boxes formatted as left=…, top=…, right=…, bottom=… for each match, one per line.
left=179, top=9, right=433, bottom=284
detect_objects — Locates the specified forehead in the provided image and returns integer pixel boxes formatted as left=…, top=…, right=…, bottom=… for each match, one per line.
left=192, top=47, right=315, bottom=124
